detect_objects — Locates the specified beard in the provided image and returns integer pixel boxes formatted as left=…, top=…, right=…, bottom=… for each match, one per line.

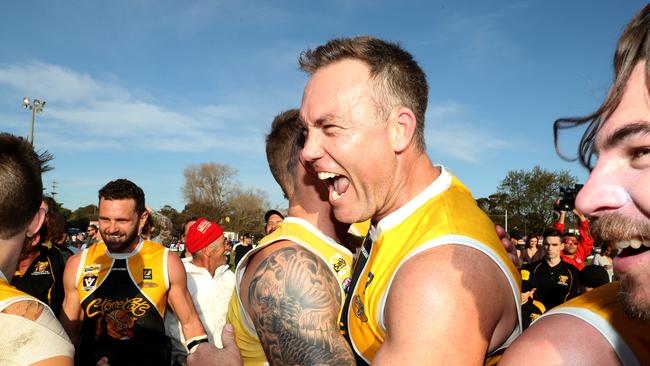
left=591, top=213, right=650, bottom=322
left=618, top=274, right=650, bottom=323
left=101, top=226, right=140, bottom=253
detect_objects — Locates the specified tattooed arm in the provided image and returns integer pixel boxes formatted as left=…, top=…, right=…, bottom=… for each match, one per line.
left=241, top=242, right=355, bottom=366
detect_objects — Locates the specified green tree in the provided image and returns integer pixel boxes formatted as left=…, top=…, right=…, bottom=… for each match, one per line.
left=478, top=166, right=578, bottom=235
left=68, top=204, right=99, bottom=230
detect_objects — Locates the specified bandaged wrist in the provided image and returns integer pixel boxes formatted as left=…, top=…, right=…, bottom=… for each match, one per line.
left=185, top=335, right=209, bottom=354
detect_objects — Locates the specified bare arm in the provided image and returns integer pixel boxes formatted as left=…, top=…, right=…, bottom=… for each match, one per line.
left=243, top=243, right=355, bottom=365
left=59, top=252, right=84, bottom=346
left=374, top=245, right=518, bottom=365
left=500, top=314, right=620, bottom=365
left=166, top=252, right=206, bottom=341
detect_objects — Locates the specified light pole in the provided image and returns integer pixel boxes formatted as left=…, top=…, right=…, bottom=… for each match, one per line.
left=22, top=96, right=46, bottom=145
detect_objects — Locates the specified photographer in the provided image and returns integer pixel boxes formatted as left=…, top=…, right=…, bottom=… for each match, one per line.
left=552, top=204, right=594, bottom=271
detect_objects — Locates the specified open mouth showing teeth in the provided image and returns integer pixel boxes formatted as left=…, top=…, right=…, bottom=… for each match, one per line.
left=317, top=172, right=350, bottom=201
left=616, top=240, right=650, bottom=258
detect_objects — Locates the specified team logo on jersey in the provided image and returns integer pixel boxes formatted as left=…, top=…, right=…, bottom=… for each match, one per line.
left=143, top=268, right=153, bottom=280
left=105, top=309, right=135, bottom=340
left=83, top=264, right=101, bottom=275
left=521, top=270, right=530, bottom=281
left=32, top=261, right=51, bottom=275
left=82, top=274, right=98, bottom=291
left=330, top=254, right=348, bottom=275
left=352, top=295, right=368, bottom=322
left=557, top=275, right=569, bottom=286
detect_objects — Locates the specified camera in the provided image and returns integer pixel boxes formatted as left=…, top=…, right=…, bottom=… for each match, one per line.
left=554, top=184, right=584, bottom=211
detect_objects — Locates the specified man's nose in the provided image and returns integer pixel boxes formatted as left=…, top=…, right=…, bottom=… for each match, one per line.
left=576, top=159, right=630, bottom=217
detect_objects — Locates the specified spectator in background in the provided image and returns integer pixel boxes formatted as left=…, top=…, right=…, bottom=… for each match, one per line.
left=578, top=265, right=610, bottom=294
left=553, top=207, right=594, bottom=270
left=42, top=196, right=76, bottom=262
left=165, top=217, right=235, bottom=366
left=11, top=215, right=66, bottom=317
left=592, top=243, right=615, bottom=281
left=232, top=234, right=253, bottom=268
left=84, top=224, right=100, bottom=248
left=520, top=234, right=544, bottom=266
left=520, top=228, right=580, bottom=328
left=263, top=209, right=284, bottom=235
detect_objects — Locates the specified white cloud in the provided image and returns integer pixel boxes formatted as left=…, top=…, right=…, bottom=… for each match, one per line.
left=425, top=102, right=510, bottom=164
left=0, top=61, right=268, bottom=153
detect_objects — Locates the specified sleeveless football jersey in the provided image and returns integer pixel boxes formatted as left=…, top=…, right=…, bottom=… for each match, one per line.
left=341, top=166, right=522, bottom=364
left=227, top=217, right=353, bottom=365
left=539, top=281, right=650, bottom=365
left=75, top=240, right=169, bottom=366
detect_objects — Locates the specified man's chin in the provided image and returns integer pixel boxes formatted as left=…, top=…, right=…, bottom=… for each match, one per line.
left=619, top=276, right=650, bottom=323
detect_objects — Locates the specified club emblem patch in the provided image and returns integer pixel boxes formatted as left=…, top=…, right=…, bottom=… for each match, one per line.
left=143, top=268, right=153, bottom=280
left=82, top=274, right=98, bottom=291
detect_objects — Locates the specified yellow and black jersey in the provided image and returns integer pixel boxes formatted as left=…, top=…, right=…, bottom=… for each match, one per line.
left=538, top=282, right=650, bottom=365
left=11, top=246, right=65, bottom=316
left=75, top=240, right=170, bottom=366
left=340, top=166, right=522, bottom=365
left=227, top=217, right=353, bottom=365
left=520, top=259, right=580, bottom=328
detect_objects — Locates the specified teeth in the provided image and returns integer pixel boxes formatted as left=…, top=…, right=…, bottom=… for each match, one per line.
left=332, top=191, right=345, bottom=200
left=629, top=239, right=642, bottom=249
left=318, top=172, right=337, bottom=180
left=618, top=240, right=630, bottom=249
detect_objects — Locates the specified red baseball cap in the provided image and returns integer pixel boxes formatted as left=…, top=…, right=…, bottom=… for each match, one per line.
left=186, top=217, right=224, bottom=254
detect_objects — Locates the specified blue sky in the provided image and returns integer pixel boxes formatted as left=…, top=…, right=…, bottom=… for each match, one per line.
left=0, top=1, right=644, bottom=212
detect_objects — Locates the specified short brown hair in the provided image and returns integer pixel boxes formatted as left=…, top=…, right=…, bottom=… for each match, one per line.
left=265, top=109, right=303, bottom=199
left=0, top=133, right=53, bottom=239
left=554, top=4, right=650, bottom=169
left=98, top=179, right=146, bottom=215
left=299, top=36, right=429, bottom=151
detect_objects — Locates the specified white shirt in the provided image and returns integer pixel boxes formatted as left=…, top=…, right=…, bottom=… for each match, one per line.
left=164, top=261, right=235, bottom=357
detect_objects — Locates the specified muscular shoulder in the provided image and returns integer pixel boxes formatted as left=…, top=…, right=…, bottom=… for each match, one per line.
left=500, top=314, right=619, bottom=365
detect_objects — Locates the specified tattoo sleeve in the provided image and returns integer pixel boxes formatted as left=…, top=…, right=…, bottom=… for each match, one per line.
left=248, top=246, right=355, bottom=366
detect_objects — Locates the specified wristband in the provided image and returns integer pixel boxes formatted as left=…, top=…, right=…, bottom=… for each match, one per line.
left=186, top=335, right=209, bottom=354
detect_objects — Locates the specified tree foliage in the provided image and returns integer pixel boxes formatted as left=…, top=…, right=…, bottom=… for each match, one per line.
left=180, top=162, right=271, bottom=238
left=67, top=204, right=99, bottom=230
left=182, top=163, right=236, bottom=216
left=478, top=165, right=577, bottom=235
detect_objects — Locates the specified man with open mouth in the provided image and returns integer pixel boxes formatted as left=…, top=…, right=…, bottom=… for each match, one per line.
left=299, top=36, right=522, bottom=365
left=501, top=4, right=650, bottom=365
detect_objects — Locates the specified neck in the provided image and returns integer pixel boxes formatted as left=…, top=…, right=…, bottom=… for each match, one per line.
left=0, top=236, right=26, bottom=282
left=192, top=255, right=213, bottom=276
left=546, top=256, right=562, bottom=267
left=373, top=153, right=438, bottom=223
left=287, top=203, right=349, bottom=245
left=564, top=252, right=575, bottom=258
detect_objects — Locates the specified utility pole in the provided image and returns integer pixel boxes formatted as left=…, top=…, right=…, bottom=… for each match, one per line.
left=22, top=97, right=46, bottom=146
left=51, top=179, right=58, bottom=198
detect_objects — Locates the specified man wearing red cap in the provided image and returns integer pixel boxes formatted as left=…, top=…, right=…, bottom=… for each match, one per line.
left=166, top=217, right=235, bottom=365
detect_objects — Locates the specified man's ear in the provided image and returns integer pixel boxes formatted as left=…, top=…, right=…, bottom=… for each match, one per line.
left=26, top=207, right=46, bottom=238
left=389, top=107, right=417, bottom=153
left=138, top=210, right=150, bottom=233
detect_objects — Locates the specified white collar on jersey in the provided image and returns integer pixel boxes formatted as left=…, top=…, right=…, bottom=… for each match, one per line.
left=0, top=269, right=7, bottom=282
